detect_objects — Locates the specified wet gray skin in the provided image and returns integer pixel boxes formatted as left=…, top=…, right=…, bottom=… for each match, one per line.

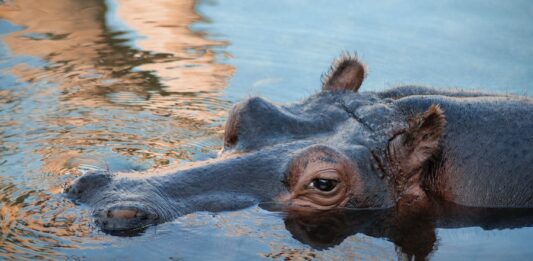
left=65, top=55, right=533, bottom=233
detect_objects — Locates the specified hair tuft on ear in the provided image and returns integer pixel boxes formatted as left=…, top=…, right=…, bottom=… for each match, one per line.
left=389, top=104, right=446, bottom=180
left=322, top=52, right=367, bottom=92
left=407, top=105, right=446, bottom=141
left=403, top=104, right=446, bottom=168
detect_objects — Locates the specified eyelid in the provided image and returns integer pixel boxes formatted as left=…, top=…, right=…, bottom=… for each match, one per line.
left=313, top=168, right=341, bottom=180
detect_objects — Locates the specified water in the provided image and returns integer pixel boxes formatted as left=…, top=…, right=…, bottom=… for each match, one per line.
left=0, top=0, right=532, bottom=259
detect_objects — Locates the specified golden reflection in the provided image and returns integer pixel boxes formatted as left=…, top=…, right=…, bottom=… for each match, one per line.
left=1, top=0, right=234, bottom=114
left=0, top=1, right=105, bottom=62
left=0, top=0, right=234, bottom=257
left=0, top=0, right=234, bottom=174
left=0, top=178, right=95, bottom=259
left=116, top=0, right=234, bottom=92
left=1, top=0, right=233, bottom=107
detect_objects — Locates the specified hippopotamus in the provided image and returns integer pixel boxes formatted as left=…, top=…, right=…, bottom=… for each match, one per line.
left=65, top=54, right=533, bottom=234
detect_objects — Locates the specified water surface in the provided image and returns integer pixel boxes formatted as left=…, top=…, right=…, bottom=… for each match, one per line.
left=0, top=0, right=532, bottom=260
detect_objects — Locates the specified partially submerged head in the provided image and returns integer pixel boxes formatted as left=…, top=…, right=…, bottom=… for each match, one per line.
left=66, top=54, right=448, bottom=232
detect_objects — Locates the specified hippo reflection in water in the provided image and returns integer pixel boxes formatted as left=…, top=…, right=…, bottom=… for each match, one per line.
left=66, top=55, right=533, bottom=254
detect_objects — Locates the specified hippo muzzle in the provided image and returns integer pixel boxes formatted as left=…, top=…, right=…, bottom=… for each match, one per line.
left=65, top=141, right=312, bottom=232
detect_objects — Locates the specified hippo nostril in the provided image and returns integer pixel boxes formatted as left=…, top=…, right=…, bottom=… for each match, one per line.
left=109, top=208, right=138, bottom=219
left=93, top=204, right=159, bottom=233
left=103, top=205, right=153, bottom=220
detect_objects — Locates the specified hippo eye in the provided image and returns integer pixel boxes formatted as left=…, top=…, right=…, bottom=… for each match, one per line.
left=309, top=178, right=338, bottom=192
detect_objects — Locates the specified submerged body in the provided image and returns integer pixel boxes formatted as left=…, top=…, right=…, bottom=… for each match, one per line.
left=66, top=55, right=533, bottom=232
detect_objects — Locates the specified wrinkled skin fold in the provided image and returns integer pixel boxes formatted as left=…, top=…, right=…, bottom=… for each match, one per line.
left=65, top=55, right=533, bottom=241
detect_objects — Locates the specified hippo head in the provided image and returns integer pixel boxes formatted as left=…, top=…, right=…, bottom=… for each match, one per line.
left=66, top=55, right=447, bottom=232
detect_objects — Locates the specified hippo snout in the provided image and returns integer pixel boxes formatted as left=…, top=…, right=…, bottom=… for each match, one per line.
left=65, top=170, right=112, bottom=200
left=65, top=170, right=175, bottom=233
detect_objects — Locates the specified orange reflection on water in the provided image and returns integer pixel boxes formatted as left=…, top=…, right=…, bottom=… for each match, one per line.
left=116, top=0, right=234, bottom=92
left=0, top=0, right=234, bottom=171
left=0, top=178, right=95, bottom=259
left=0, top=0, right=234, bottom=258
left=1, top=0, right=234, bottom=111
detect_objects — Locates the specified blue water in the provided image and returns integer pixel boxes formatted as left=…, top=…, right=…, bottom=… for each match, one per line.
left=203, top=0, right=532, bottom=102
left=0, top=0, right=531, bottom=259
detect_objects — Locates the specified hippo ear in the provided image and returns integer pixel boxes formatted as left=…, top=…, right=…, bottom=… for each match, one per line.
left=389, top=105, right=446, bottom=176
left=322, top=54, right=367, bottom=92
